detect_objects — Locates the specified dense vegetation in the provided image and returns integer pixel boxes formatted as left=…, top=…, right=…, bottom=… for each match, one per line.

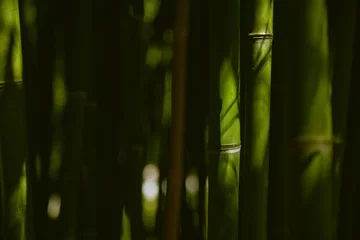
left=0, top=0, right=359, bottom=239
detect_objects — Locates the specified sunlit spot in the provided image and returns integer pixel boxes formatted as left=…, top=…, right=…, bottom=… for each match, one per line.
left=47, top=193, right=61, bottom=220
left=143, top=164, right=159, bottom=181
left=142, top=180, right=159, bottom=200
left=185, top=173, right=199, bottom=195
left=206, top=177, right=209, bottom=190
left=161, top=179, right=167, bottom=195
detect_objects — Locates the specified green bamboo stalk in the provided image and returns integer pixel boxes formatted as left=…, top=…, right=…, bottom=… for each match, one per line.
left=267, top=0, right=290, bottom=239
left=162, top=0, right=190, bottom=238
left=16, top=1, right=37, bottom=239
left=207, top=0, right=240, bottom=239
left=239, top=0, right=272, bottom=238
left=337, top=6, right=360, bottom=239
left=0, top=26, right=27, bottom=240
left=287, top=0, right=334, bottom=239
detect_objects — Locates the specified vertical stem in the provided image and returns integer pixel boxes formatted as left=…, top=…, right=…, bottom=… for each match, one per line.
left=208, top=0, right=240, bottom=239
left=182, top=0, right=209, bottom=237
left=288, top=0, right=334, bottom=239
left=330, top=0, right=357, bottom=235
left=0, top=22, right=27, bottom=240
left=163, top=0, right=190, bottom=238
left=240, top=0, right=273, bottom=238
left=267, top=0, right=290, bottom=239
left=338, top=5, right=360, bottom=240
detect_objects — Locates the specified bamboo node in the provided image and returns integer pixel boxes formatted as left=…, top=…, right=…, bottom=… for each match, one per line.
left=248, top=33, right=273, bottom=40
left=290, top=136, right=342, bottom=151
left=208, top=144, right=241, bottom=154
left=0, top=79, right=23, bottom=90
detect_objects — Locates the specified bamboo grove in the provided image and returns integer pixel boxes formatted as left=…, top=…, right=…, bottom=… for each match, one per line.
left=0, top=0, right=360, bottom=239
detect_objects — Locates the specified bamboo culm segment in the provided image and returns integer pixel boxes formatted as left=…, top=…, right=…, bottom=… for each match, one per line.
left=329, top=0, right=357, bottom=234
left=208, top=0, right=240, bottom=239
left=0, top=1, right=27, bottom=238
left=181, top=0, right=209, bottom=238
left=338, top=5, right=360, bottom=239
left=240, top=36, right=272, bottom=240
left=288, top=0, right=334, bottom=239
left=267, top=0, right=291, bottom=239
left=239, top=0, right=273, bottom=238
left=162, top=0, right=190, bottom=237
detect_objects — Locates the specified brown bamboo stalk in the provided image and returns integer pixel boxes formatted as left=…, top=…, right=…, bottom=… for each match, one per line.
left=162, top=0, right=190, bottom=238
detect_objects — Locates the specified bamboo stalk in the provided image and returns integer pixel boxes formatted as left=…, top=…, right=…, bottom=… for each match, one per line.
left=267, top=0, right=291, bottom=239
left=239, top=0, right=273, bottom=238
left=162, top=0, right=190, bottom=238
left=182, top=0, right=209, bottom=238
left=94, top=0, right=125, bottom=238
left=329, top=0, right=357, bottom=235
left=287, top=0, right=334, bottom=239
left=338, top=5, right=360, bottom=239
left=16, top=0, right=37, bottom=239
left=0, top=25, right=27, bottom=240
left=208, top=0, right=240, bottom=239
left=94, top=1, right=147, bottom=239
left=57, top=0, right=92, bottom=238
left=17, top=0, right=56, bottom=238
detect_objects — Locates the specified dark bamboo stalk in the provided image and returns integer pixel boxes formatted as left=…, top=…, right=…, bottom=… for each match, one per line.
left=267, top=0, right=291, bottom=239
left=18, top=0, right=56, bottom=238
left=329, top=0, right=357, bottom=234
left=337, top=5, right=360, bottom=240
left=162, top=0, right=190, bottom=238
left=56, top=0, right=93, bottom=238
left=181, top=0, right=209, bottom=238
left=94, top=1, right=147, bottom=239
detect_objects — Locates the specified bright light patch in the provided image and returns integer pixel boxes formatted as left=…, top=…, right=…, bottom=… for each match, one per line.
left=143, top=164, right=159, bottom=181
left=186, top=173, right=199, bottom=195
left=206, top=177, right=209, bottom=189
left=47, top=193, right=61, bottom=220
left=142, top=180, right=159, bottom=200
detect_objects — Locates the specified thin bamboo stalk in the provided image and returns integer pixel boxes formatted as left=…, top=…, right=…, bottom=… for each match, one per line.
left=162, top=0, right=190, bottom=238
